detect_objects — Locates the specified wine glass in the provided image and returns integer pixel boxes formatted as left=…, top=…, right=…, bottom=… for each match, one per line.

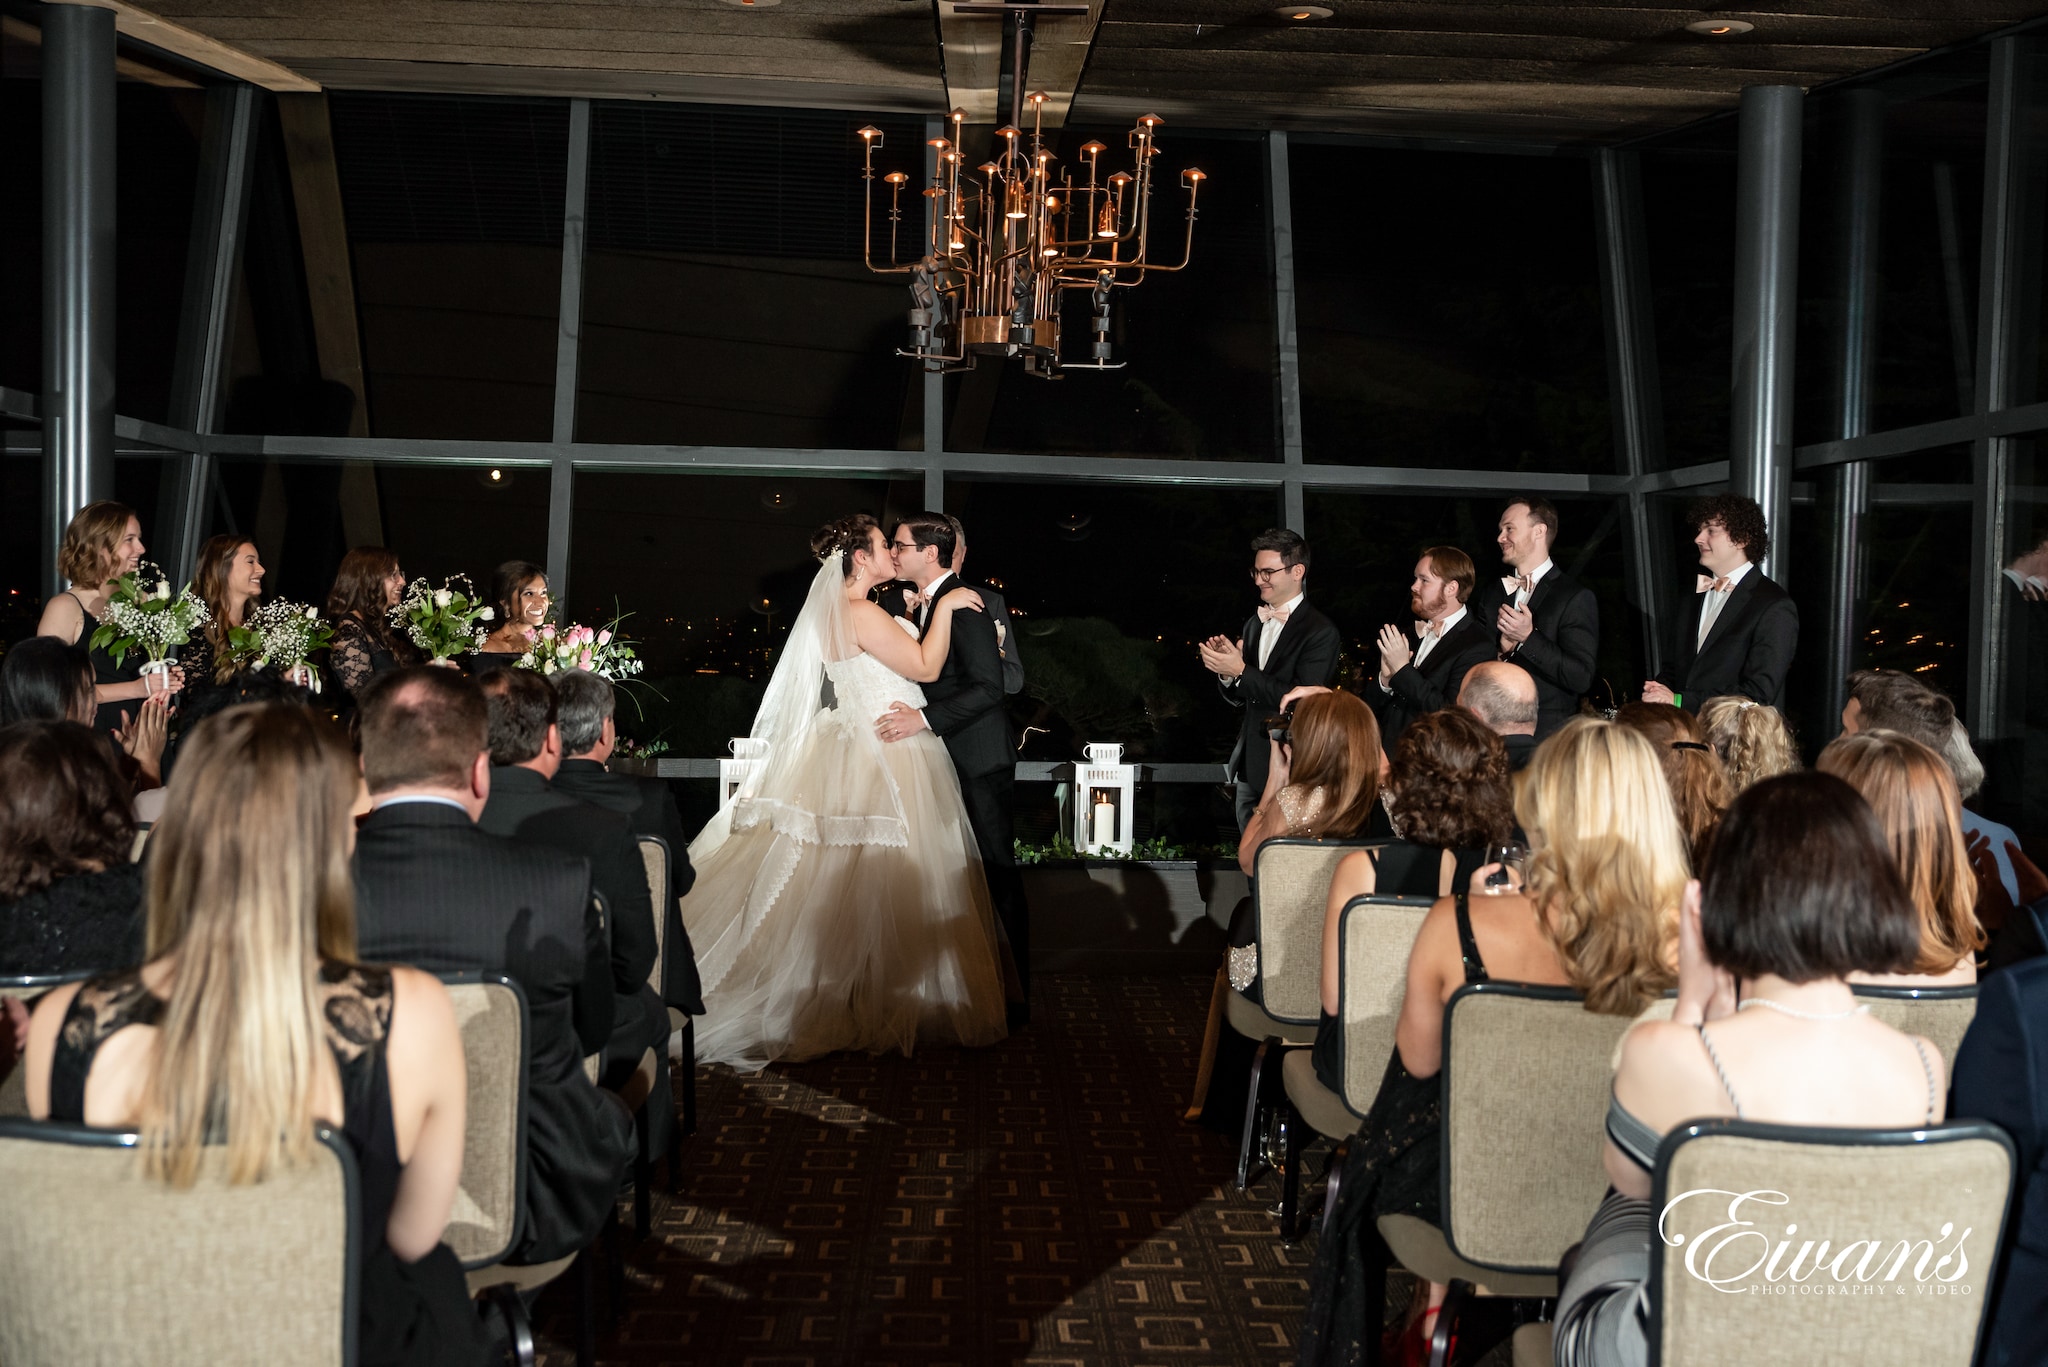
left=1482, top=841, right=1528, bottom=895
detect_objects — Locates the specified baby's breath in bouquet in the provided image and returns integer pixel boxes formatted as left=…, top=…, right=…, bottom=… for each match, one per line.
left=389, top=575, right=494, bottom=663
left=90, top=562, right=210, bottom=677
left=228, top=600, right=334, bottom=691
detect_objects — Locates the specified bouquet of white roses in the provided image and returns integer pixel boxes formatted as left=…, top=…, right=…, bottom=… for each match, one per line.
left=227, top=600, right=334, bottom=691
left=515, top=612, right=644, bottom=682
left=90, top=561, right=210, bottom=672
left=389, top=575, right=494, bottom=662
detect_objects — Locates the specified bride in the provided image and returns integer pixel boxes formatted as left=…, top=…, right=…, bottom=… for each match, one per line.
left=680, top=513, right=1010, bottom=1069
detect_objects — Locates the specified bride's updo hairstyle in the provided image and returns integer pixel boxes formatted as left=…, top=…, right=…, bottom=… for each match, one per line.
left=812, top=514, right=881, bottom=579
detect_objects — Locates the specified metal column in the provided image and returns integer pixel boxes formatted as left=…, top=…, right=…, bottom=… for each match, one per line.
left=41, top=2, right=117, bottom=598
left=1593, top=148, right=1669, bottom=680
left=1266, top=130, right=1305, bottom=535
left=1729, top=85, right=1803, bottom=588
left=164, top=84, right=258, bottom=583
left=546, top=98, right=591, bottom=607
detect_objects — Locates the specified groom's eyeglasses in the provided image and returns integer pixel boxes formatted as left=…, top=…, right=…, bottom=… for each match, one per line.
left=889, top=540, right=919, bottom=552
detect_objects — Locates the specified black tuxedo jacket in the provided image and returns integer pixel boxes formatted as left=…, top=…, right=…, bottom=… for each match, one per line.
left=1475, top=567, right=1600, bottom=739
left=1370, top=609, right=1495, bottom=752
left=1653, top=567, right=1799, bottom=710
left=552, top=757, right=703, bottom=1014
left=1221, top=598, right=1343, bottom=791
left=351, top=801, right=631, bottom=1263
left=1501, top=732, right=1538, bottom=772
left=479, top=766, right=660, bottom=1032
left=908, top=571, right=1013, bottom=780
left=881, top=578, right=1025, bottom=696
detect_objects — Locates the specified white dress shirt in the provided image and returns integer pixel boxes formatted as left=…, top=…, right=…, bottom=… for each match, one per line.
left=1256, top=590, right=1305, bottom=671
left=1504, top=559, right=1553, bottom=609
left=1413, top=605, right=1467, bottom=671
left=1697, top=560, right=1752, bottom=649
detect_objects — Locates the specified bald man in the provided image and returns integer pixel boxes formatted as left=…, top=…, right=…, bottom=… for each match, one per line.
left=1458, top=660, right=1539, bottom=772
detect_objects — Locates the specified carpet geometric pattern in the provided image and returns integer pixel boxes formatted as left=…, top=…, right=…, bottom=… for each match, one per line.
left=533, top=973, right=1323, bottom=1366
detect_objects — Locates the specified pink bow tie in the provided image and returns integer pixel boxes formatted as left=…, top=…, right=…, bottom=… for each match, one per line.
left=1696, top=575, right=1732, bottom=594
left=1502, top=573, right=1533, bottom=595
left=902, top=588, right=926, bottom=613
left=1257, top=602, right=1294, bottom=625
left=1415, top=620, right=1439, bottom=641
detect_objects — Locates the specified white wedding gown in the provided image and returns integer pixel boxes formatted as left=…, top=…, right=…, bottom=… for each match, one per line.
left=681, top=595, right=1008, bottom=1071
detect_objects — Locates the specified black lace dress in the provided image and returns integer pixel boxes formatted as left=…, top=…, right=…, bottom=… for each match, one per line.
left=1295, top=891, right=1491, bottom=1367
left=328, top=615, right=422, bottom=706
left=49, top=963, right=493, bottom=1367
left=0, top=863, right=146, bottom=978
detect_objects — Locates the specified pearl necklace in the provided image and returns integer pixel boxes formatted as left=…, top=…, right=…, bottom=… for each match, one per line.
left=1736, top=996, right=1867, bottom=1022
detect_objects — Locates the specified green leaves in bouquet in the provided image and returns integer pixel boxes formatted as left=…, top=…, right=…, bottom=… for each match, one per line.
left=390, top=575, right=493, bottom=662
left=89, top=564, right=210, bottom=669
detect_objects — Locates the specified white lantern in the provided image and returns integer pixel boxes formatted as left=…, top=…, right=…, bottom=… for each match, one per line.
left=1072, top=742, right=1136, bottom=856
left=719, top=737, right=769, bottom=810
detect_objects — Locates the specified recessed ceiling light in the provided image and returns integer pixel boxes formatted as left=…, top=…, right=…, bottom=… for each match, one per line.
left=1276, top=5, right=1334, bottom=19
left=1685, top=18, right=1754, bottom=36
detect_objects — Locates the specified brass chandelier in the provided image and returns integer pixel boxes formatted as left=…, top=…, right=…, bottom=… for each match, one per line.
left=857, top=27, right=1206, bottom=376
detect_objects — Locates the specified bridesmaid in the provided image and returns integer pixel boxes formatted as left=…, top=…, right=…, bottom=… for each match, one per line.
left=180, top=535, right=266, bottom=718
left=467, top=559, right=551, bottom=676
left=34, top=501, right=185, bottom=734
left=325, top=547, right=422, bottom=706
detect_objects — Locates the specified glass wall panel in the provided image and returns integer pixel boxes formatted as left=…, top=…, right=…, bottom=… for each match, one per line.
left=221, top=96, right=325, bottom=435
left=114, top=77, right=206, bottom=426
left=1641, top=119, right=1737, bottom=471
left=213, top=458, right=552, bottom=615
left=1308, top=490, right=1643, bottom=712
left=576, top=104, right=923, bottom=450
left=1977, top=438, right=2048, bottom=840
left=0, top=450, right=40, bottom=649
left=954, top=131, right=1275, bottom=463
left=329, top=93, right=567, bottom=440
left=1294, top=145, right=1610, bottom=474
left=0, top=21, right=40, bottom=396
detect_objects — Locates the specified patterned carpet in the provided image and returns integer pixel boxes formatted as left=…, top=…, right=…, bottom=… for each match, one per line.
left=532, top=973, right=1327, bottom=1367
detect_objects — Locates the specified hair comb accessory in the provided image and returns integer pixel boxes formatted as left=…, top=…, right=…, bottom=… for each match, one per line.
left=1671, top=740, right=1711, bottom=752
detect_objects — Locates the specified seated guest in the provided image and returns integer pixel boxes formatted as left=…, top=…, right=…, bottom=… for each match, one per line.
left=1455, top=659, right=1540, bottom=771
left=1300, top=718, right=1689, bottom=1365
left=1313, top=707, right=1515, bottom=1093
left=0, top=721, right=144, bottom=977
left=326, top=547, right=423, bottom=706
left=1614, top=700, right=1730, bottom=862
left=178, top=535, right=268, bottom=718
left=20, top=704, right=492, bottom=1366
left=550, top=669, right=703, bottom=1015
left=1695, top=693, right=1799, bottom=795
left=1, top=635, right=168, bottom=793
left=1553, top=772, right=1943, bottom=1367
left=34, top=499, right=185, bottom=732
left=1817, top=729, right=1982, bottom=985
left=352, top=666, right=631, bottom=1266
left=468, top=560, right=551, bottom=675
left=474, top=669, right=668, bottom=1088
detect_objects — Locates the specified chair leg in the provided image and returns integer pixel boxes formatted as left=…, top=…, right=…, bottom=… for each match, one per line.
left=1429, top=1278, right=1474, bottom=1367
left=680, top=1017, right=698, bottom=1137
left=1361, top=1221, right=1391, bottom=1367
left=604, top=1207, right=625, bottom=1329
left=575, top=1247, right=598, bottom=1367
left=1237, top=1036, right=1278, bottom=1191
left=1278, top=1100, right=1304, bottom=1244
left=483, top=1283, right=534, bottom=1367
left=1319, top=1138, right=1350, bottom=1247
left=633, top=1099, right=653, bottom=1240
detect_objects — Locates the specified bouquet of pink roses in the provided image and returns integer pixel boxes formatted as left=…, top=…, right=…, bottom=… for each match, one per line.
left=515, top=612, right=643, bottom=682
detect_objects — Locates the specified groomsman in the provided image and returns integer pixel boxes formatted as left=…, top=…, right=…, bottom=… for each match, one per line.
left=1200, top=528, right=1342, bottom=828
left=1474, top=496, right=1599, bottom=738
left=1370, top=545, right=1495, bottom=751
left=1642, top=495, right=1798, bottom=712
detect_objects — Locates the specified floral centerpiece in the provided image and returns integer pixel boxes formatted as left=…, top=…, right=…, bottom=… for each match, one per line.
left=89, top=562, right=210, bottom=688
left=389, top=574, right=494, bottom=663
left=515, top=613, right=644, bottom=682
left=227, top=600, right=334, bottom=693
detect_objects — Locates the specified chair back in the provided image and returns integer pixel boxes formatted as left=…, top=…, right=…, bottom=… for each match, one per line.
left=638, top=834, right=671, bottom=994
left=129, top=827, right=150, bottom=863
left=1852, top=983, right=1978, bottom=1073
left=437, top=972, right=529, bottom=1269
left=1334, top=894, right=1434, bottom=1117
left=1650, top=1118, right=2013, bottom=1367
left=0, top=1118, right=359, bottom=1366
left=1253, top=838, right=1384, bottom=1026
left=1440, top=983, right=1635, bottom=1274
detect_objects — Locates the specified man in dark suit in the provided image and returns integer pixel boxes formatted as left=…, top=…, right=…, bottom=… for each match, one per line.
left=1369, top=545, right=1495, bottom=753
left=1200, top=528, right=1343, bottom=829
left=1643, top=495, right=1799, bottom=712
left=351, top=666, right=631, bottom=1266
left=1457, top=660, right=1541, bottom=772
left=550, top=668, right=703, bottom=1017
left=876, top=511, right=1030, bottom=1021
left=877, top=516, right=1025, bottom=696
left=475, top=669, right=669, bottom=1091
left=1474, top=496, right=1599, bottom=739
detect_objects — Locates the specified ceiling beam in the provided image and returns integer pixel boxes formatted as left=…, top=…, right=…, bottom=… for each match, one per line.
left=43, top=0, right=318, bottom=91
left=937, top=0, right=1106, bottom=128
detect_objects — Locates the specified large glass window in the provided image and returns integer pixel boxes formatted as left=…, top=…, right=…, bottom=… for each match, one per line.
left=114, top=77, right=206, bottom=426
left=0, top=21, right=40, bottom=397
left=1294, top=145, right=1611, bottom=474
left=221, top=96, right=325, bottom=435
left=329, top=93, right=568, bottom=440
left=576, top=104, right=924, bottom=450
left=953, top=130, right=1276, bottom=463
left=0, top=449, right=39, bottom=648
left=1641, top=119, right=1738, bottom=471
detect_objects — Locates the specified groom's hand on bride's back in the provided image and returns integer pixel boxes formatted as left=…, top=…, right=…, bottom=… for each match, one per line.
left=877, top=700, right=930, bottom=743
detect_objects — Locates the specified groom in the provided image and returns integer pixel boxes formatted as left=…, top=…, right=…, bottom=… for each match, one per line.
left=877, top=512, right=1030, bottom=1024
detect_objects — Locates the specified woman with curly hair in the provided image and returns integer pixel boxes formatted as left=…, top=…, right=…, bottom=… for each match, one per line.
left=325, top=547, right=423, bottom=705
left=1614, top=700, right=1731, bottom=862
left=1300, top=717, right=1690, bottom=1367
left=1696, top=694, right=1799, bottom=794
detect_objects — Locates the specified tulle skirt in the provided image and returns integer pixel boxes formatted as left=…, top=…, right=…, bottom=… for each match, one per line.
left=681, top=723, right=1009, bottom=1070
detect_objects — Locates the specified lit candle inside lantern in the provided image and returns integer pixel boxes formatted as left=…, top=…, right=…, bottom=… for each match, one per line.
left=1093, top=798, right=1115, bottom=847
